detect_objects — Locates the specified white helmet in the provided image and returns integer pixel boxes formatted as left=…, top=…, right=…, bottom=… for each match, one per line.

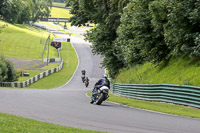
left=102, top=74, right=108, bottom=78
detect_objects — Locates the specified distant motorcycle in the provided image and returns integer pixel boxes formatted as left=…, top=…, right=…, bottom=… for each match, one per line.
left=84, top=77, right=89, bottom=87
left=85, top=80, right=89, bottom=87
left=93, top=86, right=109, bottom=105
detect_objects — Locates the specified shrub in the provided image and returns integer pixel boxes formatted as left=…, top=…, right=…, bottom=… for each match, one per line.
left=0, top=56, right=17, bottom=82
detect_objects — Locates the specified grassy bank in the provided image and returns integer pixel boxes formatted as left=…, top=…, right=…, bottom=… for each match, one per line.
left=106, top=55, right=200, bottom=118
left=0, top=21, right=58, bottom=60
left=16, top=63, right=59, bottom=82
left=26, top=42, right=78, bottom=89
left=0, top=112, right=103, bottom=133
left=87, top=92, right=200, bottom=118
left=113, top=55, right=200, bottom=86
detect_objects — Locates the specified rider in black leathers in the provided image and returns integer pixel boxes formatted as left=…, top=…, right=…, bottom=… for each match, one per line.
left=81, top=70, right=86, bottom=75
left=81, top=70, right=86, bottom=82
left=90, top=74, right=110, bottom=104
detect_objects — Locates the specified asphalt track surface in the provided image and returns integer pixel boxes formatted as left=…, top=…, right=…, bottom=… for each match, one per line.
left=1, top=25, right=200, bottom=133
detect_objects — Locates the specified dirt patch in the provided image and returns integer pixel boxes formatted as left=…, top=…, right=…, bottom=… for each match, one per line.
left=8, top=58, right=48, bottom=70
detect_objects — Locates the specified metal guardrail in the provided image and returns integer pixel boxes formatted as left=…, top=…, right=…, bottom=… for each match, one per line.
left=0, top=59, right=63, bottom=88
left=110, top=83, right=200, bottom=108
left=32, top=23, right=46, bottom=30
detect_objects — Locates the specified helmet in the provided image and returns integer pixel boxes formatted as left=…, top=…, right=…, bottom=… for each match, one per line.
left=102, top=74, right=108, bottom=78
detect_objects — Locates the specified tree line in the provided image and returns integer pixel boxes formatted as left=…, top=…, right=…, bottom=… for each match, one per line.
left=0, top=0, right=52, bottom=24
left=66, top=0, right=200, bottom=78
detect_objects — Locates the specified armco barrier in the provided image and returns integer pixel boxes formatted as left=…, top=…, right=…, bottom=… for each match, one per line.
left=111, top=83, right=200, bottom=108
left=0, top=59, right=63, bottom=88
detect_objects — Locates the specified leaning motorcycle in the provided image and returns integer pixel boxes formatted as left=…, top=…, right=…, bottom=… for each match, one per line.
left=93, top=86, right=109, bottom=105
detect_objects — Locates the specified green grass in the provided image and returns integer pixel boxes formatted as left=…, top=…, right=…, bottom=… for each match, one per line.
left=107, top=55, right=200, bottom=118
left=113, top=55, right=200, bottom=86
left=87, top=92, right=200, bottom=118
left=0, top=21, right=58, bottom=60
left=26, top=42, right=78, bottom=89
left=52, top=2, right=66, bottom=8
left=50, top=7, right=72, bottom=18
left=50, top=7, right=94, bottom=31
left=16, top=70, right=41, bottom=82
left=16, top=63, right=59, bottom=82
left=0, top=112, right=104, bottom=133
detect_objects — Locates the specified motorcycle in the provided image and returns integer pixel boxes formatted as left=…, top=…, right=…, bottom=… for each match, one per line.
left=85, top=80, right=89, bottom=87
left=93, top=86, right=109, bottom=105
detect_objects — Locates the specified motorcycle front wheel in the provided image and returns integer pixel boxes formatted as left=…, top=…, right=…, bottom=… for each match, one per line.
left=96, top=93, right=105, bottom=105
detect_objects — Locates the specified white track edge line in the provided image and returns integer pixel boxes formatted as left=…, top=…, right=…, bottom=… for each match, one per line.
left=57, top=36, right=80, bottom=89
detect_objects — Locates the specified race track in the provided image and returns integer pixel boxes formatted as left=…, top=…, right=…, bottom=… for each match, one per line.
left=0, top=25, right=200, bottom=133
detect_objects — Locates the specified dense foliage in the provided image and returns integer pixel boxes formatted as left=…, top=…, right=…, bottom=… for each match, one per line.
left=0, top=0, right=52, bottom=24
left=0, top=56, right=17, bottom=82
left=66, top=0, right=129, bottom=77
left=61, top=0, right=200, bottom=78
left=116, top=0, right=200, bottom=66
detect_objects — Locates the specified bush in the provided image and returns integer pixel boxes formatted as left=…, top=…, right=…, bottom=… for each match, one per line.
left=0, top=56, right=17, bottom=82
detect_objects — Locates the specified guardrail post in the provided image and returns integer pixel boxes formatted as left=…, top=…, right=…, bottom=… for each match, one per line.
left=46, top=70, right=49, bottom=76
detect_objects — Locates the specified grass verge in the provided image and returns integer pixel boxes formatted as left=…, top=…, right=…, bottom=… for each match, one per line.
left=87, top=92, right=200, bottom=119
left=0, top=112, right=104, bottom=133
left=26, top=42, right=78, bottom=89
left=113, top=55, right=200, bottom=86
left=16, top=63, right=59, bottom=82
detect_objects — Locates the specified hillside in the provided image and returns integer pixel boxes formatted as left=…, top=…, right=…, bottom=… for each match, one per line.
left=113, top=55, right=200, bottom=86
left=0, top=20, right=58, bottom=60
left=0, top=20, right=60, bottom=82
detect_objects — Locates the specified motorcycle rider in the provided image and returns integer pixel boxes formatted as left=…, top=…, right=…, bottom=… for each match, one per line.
left=85, top=77, right=89, bottom=87
left=81, top=70, right=86, bottom=75
left=90, top=74, right=110, bottom=104
left=81, top=70, right=86, bottom=82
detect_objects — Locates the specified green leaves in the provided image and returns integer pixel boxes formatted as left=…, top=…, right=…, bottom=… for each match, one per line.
left=116, top=0, right=200, bottom=68
left=0, top=56, right=17, bottom=82
left=0, top=0, right=52, bottom=24
left=69, top=0, right=200, bottom=78
left=68, top=0, right=129, bottom=78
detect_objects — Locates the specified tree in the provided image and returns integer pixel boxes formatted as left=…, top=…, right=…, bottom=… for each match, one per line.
left=31, top=0, right=52, bottom=22
left=68, top=0, right=200, bottom=78
left=4, top=59, right=17, bottom=82
left=67, top=0, right=129, bottom=78
left=160, top=0, right=200, bottom=57
left=0, top=0, right=8, bottom=19
left=115, top=0, right=171, bottom=68
left=0, top=57, right=17, bottom=82
left=0, top=57, right=7, bottom=82
left=0, top=0, right=52, bottom=24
